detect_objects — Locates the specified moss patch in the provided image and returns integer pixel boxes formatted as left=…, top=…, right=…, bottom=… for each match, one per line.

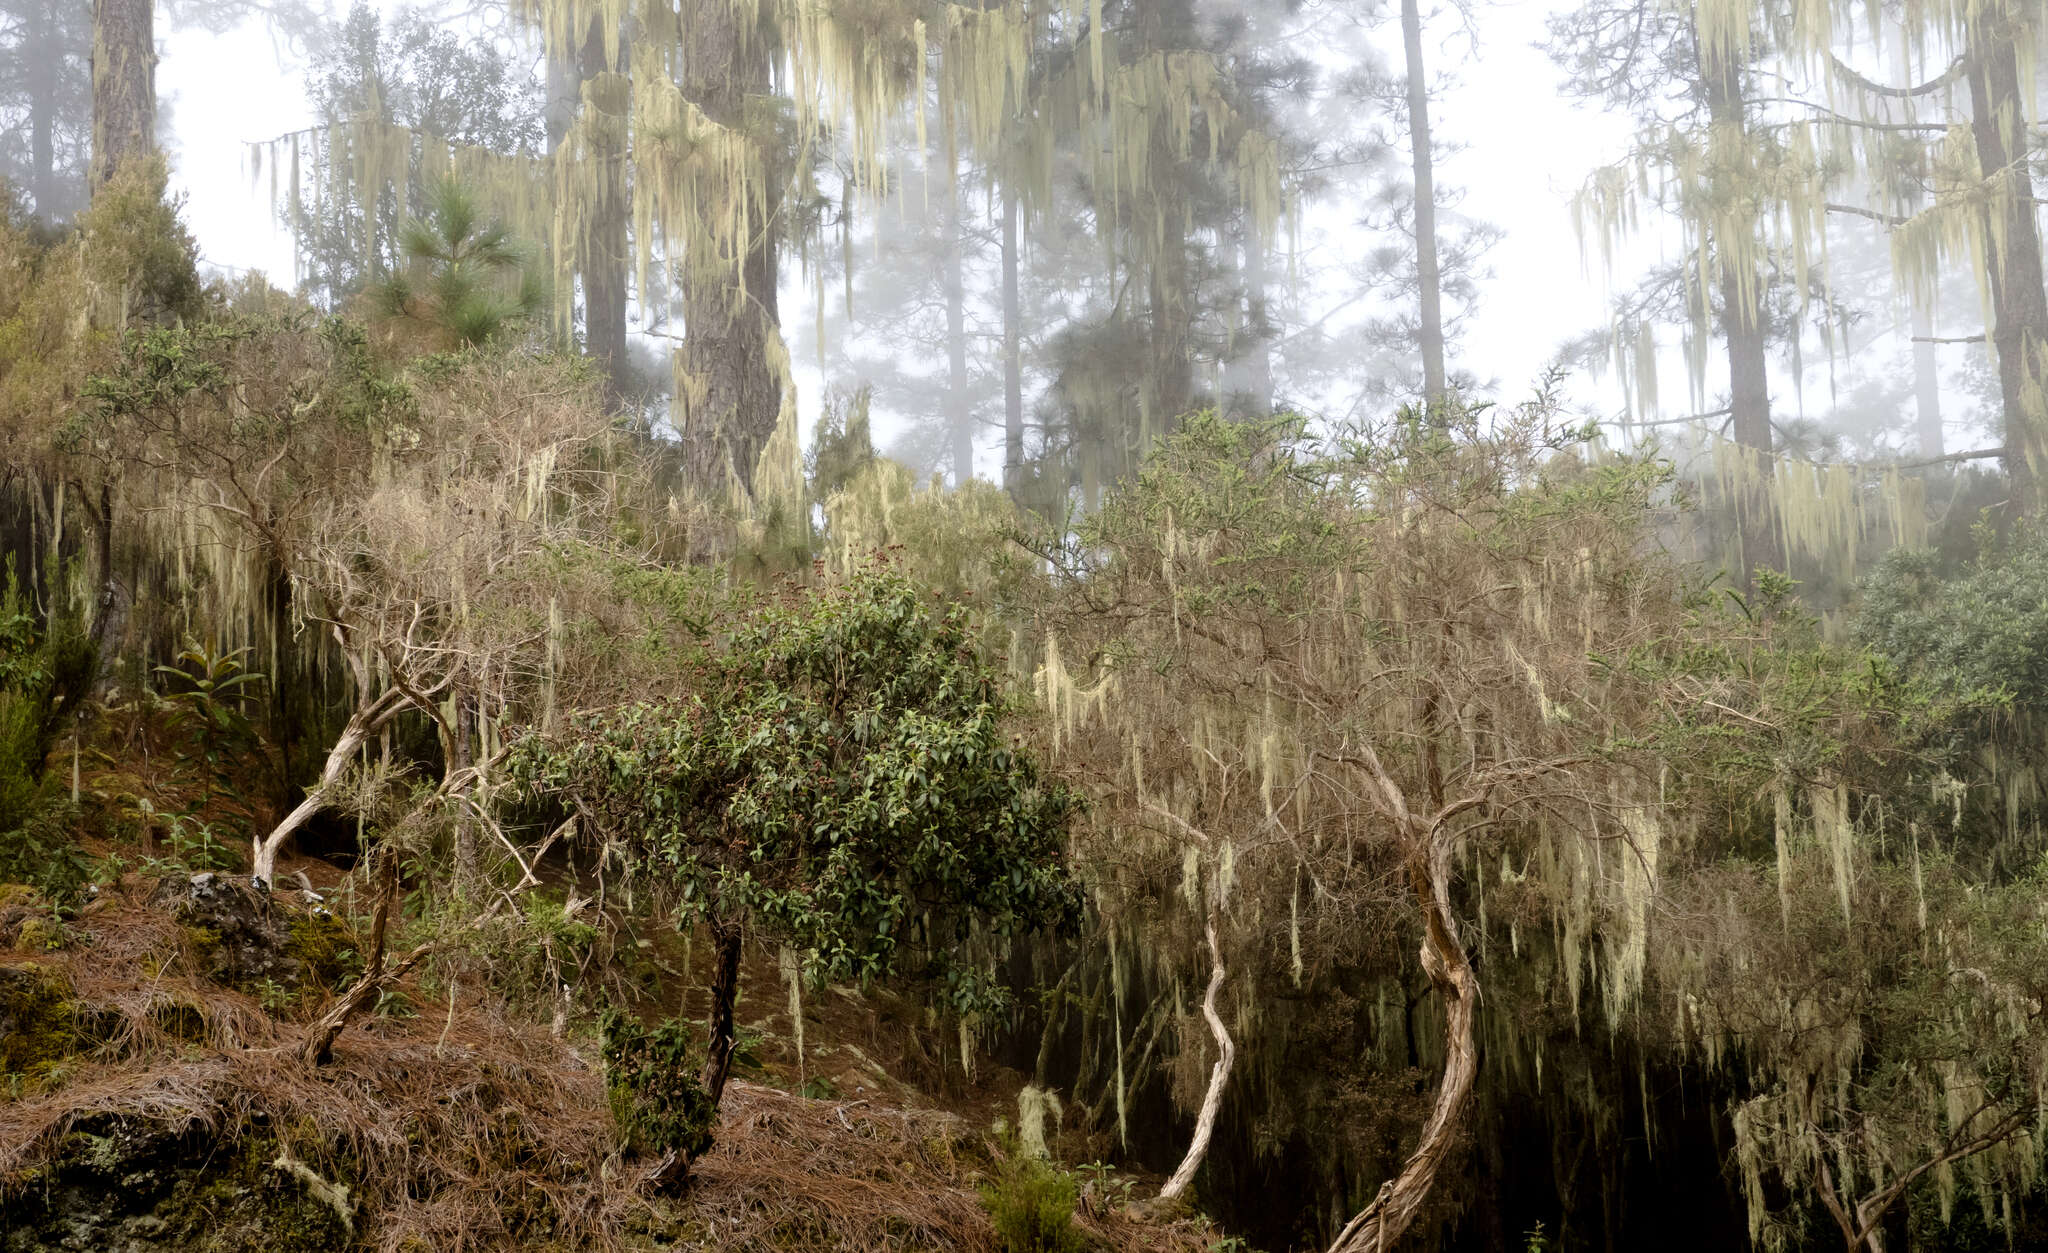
left=0, top=962, right=74, bottom=1078
left=1, top=1118, right=356, bottom=1253
left=285, top=912, right=362, bottom=991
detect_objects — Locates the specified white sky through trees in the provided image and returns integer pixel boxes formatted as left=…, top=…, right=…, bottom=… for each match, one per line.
left=153, top=0, right=1992, bottom=458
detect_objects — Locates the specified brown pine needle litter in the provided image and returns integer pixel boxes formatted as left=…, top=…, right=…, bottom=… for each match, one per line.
left=1, top=881, right=1217, bottom=1251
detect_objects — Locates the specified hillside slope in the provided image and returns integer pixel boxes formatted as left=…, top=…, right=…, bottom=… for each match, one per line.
left=0, top=872, right=1216, bottom=1252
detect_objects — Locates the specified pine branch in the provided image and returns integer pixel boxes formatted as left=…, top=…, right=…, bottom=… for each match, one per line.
left=1824, top=52, right=1966, bottom=100
left=1826, top=202, right=1911, bottom=227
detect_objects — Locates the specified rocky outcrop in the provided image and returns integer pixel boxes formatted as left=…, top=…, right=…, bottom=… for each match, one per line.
left=0, top=1115, right=354, bottom=1253
left=147, top=874, right=354, bottom=992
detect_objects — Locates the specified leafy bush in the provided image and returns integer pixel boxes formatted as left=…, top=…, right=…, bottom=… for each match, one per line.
left=1857, top=527, right=2048, bottom=707
left=371, top=179, right=546, bottom=349
left=981, top=1154, right=1089, bottom=1253
left=515, top=565, right=1082, bottom=1011
left=599, top=1007, right=715, bottom=1176
left=139, top=814, right=244, bottom=877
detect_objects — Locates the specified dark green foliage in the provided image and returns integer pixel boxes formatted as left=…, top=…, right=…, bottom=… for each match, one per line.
left=1854, top=526, right=2048, bottom=869
left=76, top=156, right=206, bottom=326
left=599, top=1007, right=716, bottom=1167
left=1858, top=525, right=2048, bottom=708
left=152, top=641, right=267, bottom=809
left=980, top=1154, right=1088, bottom=1253
left=807, top=386, right=877, bottom=501
left=513, top=565, right=1081, bottom=1014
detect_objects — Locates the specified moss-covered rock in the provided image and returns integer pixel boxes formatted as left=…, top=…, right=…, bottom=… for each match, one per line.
left=0, top=961, right=74, bottom=1078
left=0, top=885, right=64, bottom=953
left=286, top=910, right=362, bottom=991
left=0, top=1116, right=355, bottom=1253
left=153, top=874, right=357, bottom=996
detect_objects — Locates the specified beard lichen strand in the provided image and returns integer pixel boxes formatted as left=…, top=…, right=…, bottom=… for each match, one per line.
left=1694, top=436, right=1925, bottom=582
left=1810, top=776, right=1853, bottom=922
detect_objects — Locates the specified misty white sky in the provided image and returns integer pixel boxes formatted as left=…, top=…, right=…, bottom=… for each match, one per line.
left=153, top=0, right=1964, bottom=462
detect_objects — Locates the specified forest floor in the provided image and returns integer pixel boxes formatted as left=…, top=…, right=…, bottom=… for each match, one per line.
left=0, top=838, right=1213, bottom=1251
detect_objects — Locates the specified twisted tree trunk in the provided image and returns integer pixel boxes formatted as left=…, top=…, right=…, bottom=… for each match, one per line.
left=253, top=684, right=408, bottom=885
left=1157, top=908, right=1234, bottom=1204
left=1326, top=837, right=1479, bottom=1252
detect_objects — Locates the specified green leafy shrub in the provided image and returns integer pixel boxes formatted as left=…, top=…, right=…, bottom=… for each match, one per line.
left=1857, top=526, right=2048, bottom=706
left=139, top=814, right=244, bottom=876
left=599, top=1007, right=715, bottom=1174
left=514, top=563, right=1082, bottom=1013
left=981, top=1154, right=1089, bottom=1253
left=154, top=640, right=266, bottom=801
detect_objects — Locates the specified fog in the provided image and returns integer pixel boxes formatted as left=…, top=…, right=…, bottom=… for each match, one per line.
left=11, top=0, right=2041, bottom=484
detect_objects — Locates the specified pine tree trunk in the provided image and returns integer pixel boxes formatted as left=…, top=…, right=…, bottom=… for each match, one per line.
left=1964, top=29, right=2048, bottom=515
left=1720, top=262, right=1782, bottom=579
left=678, top=0, right=783, bottom=496
left=544, top=48, right=581, bottom=154
left=1402, top=0, right=1445, bottom=405
left=580, top=27, right=631, bottom=408
left=1148, top=194, right=1192, bottom=437
left=1701, top=43, right=1781, bottom=583
left=25, top=0, right=58, bottom=215
left=700, top=925, right=746, bottom=1105
left=1002, top=187, right=1024, bottom=497
left=1141, top=0, right=1195, bottom=442
left=1243, top=232, right=1274, bottom=418
left=89, top=0, right=153, bottom=189
left=947, top=191, right=972, bottom=485
left=30, top=93, right=54, bottom=215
